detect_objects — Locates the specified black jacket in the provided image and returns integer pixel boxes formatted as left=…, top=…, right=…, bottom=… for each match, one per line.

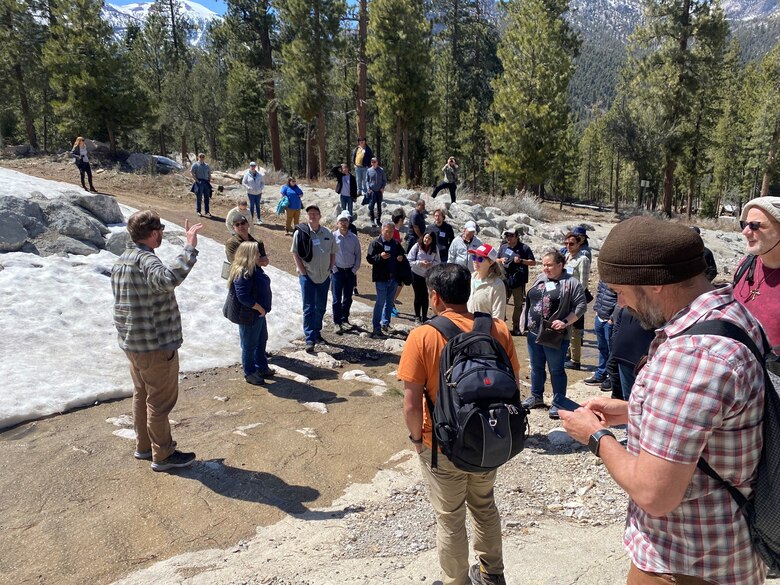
left=426, top=221, right=455, bottom=262
left=366, top=237, right=404, bottom=282
left=335, top=173, right=358, bottom=200
left=352, top=145, right=374, bottom=168
left=593, top=280, right=618, bottom=321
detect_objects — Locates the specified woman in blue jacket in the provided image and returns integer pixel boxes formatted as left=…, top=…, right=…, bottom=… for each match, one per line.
left=227, top=241, right=273, bottom=385
left=281, top=177, right=304, bottom=235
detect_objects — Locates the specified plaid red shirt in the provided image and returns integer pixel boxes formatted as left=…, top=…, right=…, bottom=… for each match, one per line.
left=624, top=286, right=767, bottom=585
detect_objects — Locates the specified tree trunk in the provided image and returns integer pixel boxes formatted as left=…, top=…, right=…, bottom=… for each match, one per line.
left=306, top=123, right=317, bottom=179
left=402, top=128, right=410, bottom=183
left=663, top=154, right=675, bottom=217
left=13, top=64, right=38, bottom=149
left=391, top=121, right=402, bottom=182
left=260, top=0, right=282, bottom=171
left=317, top=111, right=327, bottom=178
left=356, top=0, right=367, bottom=140
left=181, top=134, right=188, bottom=165
left=687, top=176, right=694, bottom=220
left=106, top=121, right=117, bottom=157
left=761, top=118, right=780, bottom=197
left=614, top=152, right=620, bottom=214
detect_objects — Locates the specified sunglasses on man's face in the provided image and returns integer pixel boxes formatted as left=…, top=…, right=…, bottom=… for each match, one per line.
left=740, top=220, right=764, bottom=231
left=234, top=221, right=248, bottom=227
left=471, top=256, right=485, bottom=263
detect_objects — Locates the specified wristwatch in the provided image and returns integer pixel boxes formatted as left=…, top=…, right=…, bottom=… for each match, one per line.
left=408, top=434, right=423, bottom=445
left=588, top=429, right=615, bottom=457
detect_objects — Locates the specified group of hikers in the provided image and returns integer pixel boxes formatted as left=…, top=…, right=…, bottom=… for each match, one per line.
left=110, top=143, right=780, bottom=585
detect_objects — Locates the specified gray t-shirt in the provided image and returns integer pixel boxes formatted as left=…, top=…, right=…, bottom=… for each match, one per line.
left=291, top=225, right=337, bottom=284
left=191, top=161, right=210, bottom=180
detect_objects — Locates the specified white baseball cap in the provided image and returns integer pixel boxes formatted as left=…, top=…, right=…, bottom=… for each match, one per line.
left=337, top=210, right=352, bottom=222
left=464, top=221, right=477, bottom=233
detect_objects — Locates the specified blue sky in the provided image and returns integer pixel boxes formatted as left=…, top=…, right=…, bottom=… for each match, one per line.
left=113, top=0, right=227, bottom=16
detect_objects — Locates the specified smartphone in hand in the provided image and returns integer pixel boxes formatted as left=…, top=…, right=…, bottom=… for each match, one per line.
left=552, top=394, right=581, bottom=412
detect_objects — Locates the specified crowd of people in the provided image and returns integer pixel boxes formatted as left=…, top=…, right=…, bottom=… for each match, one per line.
left=110, top=149, right=780, bottom=585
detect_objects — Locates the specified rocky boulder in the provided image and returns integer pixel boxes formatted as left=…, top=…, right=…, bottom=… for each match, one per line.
left=61, top=192, right=123, bottom=225
left=0, top=214, right=27, bottom=252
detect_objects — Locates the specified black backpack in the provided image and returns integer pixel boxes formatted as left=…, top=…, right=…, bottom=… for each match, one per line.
left=424, top=313, right=529, bottom=472
left=733, top=254, right=758, bottom=286
left=679, top=319, right=780, bottom=571
left=293, top=223, right=313, bottom=263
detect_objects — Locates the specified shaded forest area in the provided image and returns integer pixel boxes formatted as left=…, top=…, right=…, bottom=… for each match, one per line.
left=2, top=0, right=780, bottom=217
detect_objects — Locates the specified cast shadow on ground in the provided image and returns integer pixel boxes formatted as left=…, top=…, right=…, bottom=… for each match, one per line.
left=263, top=375, right=347, bottom=405
left=523, top=431, right=588, bottom=456
left=181, top=458, right=364, bottom=519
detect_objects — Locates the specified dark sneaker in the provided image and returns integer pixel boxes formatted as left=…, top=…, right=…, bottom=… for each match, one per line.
left=381, top=324, right=390, bottom=333
left=305, top=343, right=316, bottom=354
left=521, top=395, right=544, bottom=409
left=316, top=334, right=326, bottom=343
left=256, top=368, right=275, bottom=377
left=334, top=324, right=344, bottom=335
left=600, top=378, right=613, bottom=391
left=564, top=360, right=581, bottom=370
left=353, top=288, right=359, bottom=295
left=245, top=372, right=264, bottom=385
left=583, top=375, right=604, bottom=386
left=469, top=563, right=507, bottom=585
left=151, top=450, right=196, bottom=472
left=134, top=450, right=152, bottom=460
left=370, top=329, right=386, bottom=339
left=342, top=318, right=352, bottom=329
left=548, top=405, right=560, bottom=420
left=510, top=329, right=522, bottom=337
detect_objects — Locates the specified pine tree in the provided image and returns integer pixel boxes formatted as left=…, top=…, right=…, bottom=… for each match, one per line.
left=277, top=0, right=344, bottom=177
left=43, top=0, right=148, bottom=155
left=367, top=0, right=432, bottom=182
left=625, top=0, right=728, bottom=216
left=485, top=0, right=579, bottom=194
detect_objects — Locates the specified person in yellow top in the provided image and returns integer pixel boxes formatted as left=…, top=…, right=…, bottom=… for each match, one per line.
left=351, top=137, right=373, bottom=197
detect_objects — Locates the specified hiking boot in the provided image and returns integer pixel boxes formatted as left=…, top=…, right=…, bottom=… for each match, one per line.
left=334, top=324, right=344, bottom=335
left=305, top=343, right=316, bottom=354
left=245, top=372, right=264, bottom=385
left=469, top=563, right=507, bottom=585
left=564, top=360, right=581, bottom=370
left=583, top=375, right=604, bottom=386
left=370, top=329, right=386, bottom=339
left=521, top=395, right=544, bottom=409
left=600, top=378, right=613, bottom=391
left=381, top=324, right=390, bottom=332
left=548, top=405, right=560, bottom=420
left=510, top=329, right=522, bottom=337
left=353, top=287, right=359, bottom=295
left=151, top=450, right=196, bottom=472
left=256, top=368, right=275, bottom=377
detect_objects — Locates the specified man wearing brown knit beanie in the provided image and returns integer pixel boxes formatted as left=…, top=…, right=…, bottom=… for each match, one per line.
left=559, top=216, right=767, bottom=585
left=734, top=196, right=780, bottom=352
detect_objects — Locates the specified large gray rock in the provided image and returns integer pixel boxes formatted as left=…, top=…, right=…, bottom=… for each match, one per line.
left=45, top=235, right=100, bottom=257
left=0, top=214, right=28, bottom=252
left=0, top=196, right=45, bottom=238
left=127, top=153, right=154, bottom=171
left=61, top=191, right=123, bottom=225
left=106, top=231, right=132, bottom=256
left=38, top=199, right=106, bottom=248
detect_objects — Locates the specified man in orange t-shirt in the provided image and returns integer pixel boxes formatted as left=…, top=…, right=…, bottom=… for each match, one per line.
left=398, top=263, right=519, bottom=585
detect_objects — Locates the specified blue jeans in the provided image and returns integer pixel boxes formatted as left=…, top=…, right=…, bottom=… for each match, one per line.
left=373, top=279, right=398, bottom=330
left=527, top=332, right=570, bottom=399
left=618, top=363, right=636, bottom=400
left=238, top=316, right=269, bottom=376
left=194, top=181, right=210, bottom=214
left=299, top=274, right=330, bottom=344
left=331, top=268, right=356, bottom=325
left=355, top=166, right=367, bottom=195
left=369, top=190, right=384, bottom=223
left=248, top=194, right=261, bottom=221
left=593, top=315, right=613, bottom=380
left=340, top=194, right=353, bottom=216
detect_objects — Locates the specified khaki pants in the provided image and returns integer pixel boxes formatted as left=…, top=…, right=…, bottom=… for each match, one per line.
left=418, top=447, right=503, bottom=585
left=627, top=564, right=715, bottom=585
left=570, top=326, right=583, bottom=363
left=126, top=349, right=179, bottom=462
left=506, top=285, right=525, bottom=330
left=286, top=208, right=301, bottom=233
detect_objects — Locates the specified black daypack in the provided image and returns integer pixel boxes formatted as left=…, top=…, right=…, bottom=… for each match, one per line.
left=293, top=223, right=313, bottom=263
left=733, top=254, right=758, bottom=286
left=680, top=319, right=780, bottom=571
left=424, top=313, right=529, bottom=472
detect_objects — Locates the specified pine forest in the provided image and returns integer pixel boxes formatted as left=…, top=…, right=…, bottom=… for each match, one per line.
left=2, top=0, right=780, bottom=217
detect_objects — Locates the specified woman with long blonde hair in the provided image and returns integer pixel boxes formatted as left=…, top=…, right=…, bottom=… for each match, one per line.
left=70, top=136, right=96, bottom=192
left=226, top=241, right=273, bottom=386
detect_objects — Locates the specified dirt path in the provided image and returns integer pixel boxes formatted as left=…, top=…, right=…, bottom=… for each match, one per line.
left=0, top=159, right=606, bottom=585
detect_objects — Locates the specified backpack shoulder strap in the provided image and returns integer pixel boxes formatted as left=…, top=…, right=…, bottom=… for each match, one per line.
left=426, top=315, right=464, bottom=341
left=733, top=254, right=757, bottom=286
left=471, top=312, right=494, bottom=335
left=679, top=317, right=769, bottom=509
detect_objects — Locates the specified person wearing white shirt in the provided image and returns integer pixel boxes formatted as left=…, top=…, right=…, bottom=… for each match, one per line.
left=242, top=162, right=265, bottom=225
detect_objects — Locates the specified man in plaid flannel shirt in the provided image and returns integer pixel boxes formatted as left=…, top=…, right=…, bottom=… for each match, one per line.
left=561, top=217, right=767, bottom=585
left=112, top=211, right=203, bottom=472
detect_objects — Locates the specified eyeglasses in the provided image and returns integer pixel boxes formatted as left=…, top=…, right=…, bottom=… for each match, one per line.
left=471, top=256, right=485, bottom=263
left=740, top=220, right=763, bottom=231
left=234, top=221, right=248, bottom=227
